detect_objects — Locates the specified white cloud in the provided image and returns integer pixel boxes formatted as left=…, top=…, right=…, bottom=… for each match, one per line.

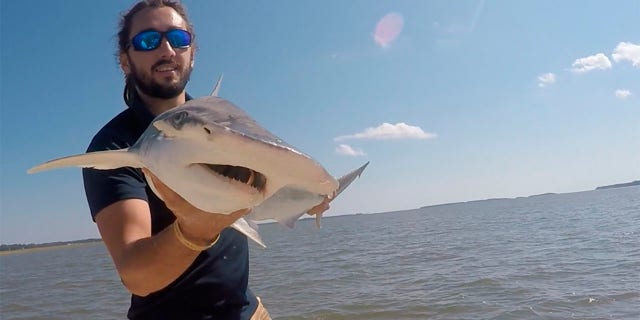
left=334, top=122, right=437, bottom=141
left=571, top=53, right=612, bottom=73
left=537, top=73, right=556, bottom=87
left=335, top=144, right=366, bottom=156
left=615, top=89, right=631, bottom=99
left=612, top=42, right=640, bottom=67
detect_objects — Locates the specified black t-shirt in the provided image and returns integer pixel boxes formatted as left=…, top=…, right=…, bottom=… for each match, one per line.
left=82, top=92, right=258, bottom=319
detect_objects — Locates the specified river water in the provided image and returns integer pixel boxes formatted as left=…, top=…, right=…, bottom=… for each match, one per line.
left=1, top=186, right=638, bottom=319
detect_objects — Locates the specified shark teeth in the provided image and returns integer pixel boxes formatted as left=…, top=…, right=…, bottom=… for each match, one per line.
left=202, top=164, right=266, bottom=192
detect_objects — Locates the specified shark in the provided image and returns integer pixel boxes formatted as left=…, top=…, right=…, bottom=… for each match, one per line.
left=28, top=78, right=368, bottom=247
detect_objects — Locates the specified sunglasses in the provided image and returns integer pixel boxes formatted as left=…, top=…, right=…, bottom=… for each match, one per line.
left=127, top=29, right=192, bottom=52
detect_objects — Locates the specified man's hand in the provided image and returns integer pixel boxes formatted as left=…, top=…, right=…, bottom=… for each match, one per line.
left=306, top=193, right=335, bottom=228
left=307, top=196, right=331, bottom=216
left=143, top=169, right=249, bottom=246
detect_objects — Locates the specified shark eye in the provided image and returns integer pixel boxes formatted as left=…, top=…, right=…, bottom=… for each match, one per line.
left=171, top=111, right=189, bottom=128
left=203, top=127, right=211, bottom=134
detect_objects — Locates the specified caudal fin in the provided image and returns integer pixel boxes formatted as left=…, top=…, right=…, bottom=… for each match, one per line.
left=335, top=161, right=370, bottom=197
left=27, top=149, right=142, bottom=174
left=315, top=161, right=370, bottom=228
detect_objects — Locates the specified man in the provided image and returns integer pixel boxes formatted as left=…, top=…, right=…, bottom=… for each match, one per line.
left=83, top=1, right=329, bottom=319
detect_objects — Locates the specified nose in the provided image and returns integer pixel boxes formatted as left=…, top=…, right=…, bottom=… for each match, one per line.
left=155, top=37, right=176, bottom=59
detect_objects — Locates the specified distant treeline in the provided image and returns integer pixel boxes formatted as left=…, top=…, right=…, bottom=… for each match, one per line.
left=0, top=238, right=102, bottom=252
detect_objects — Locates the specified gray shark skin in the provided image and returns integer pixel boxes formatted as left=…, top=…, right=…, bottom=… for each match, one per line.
left=247, top=161, right=370, bottom=228
left=28, top=84, right=368, bottom=247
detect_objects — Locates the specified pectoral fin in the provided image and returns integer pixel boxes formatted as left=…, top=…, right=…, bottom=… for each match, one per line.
left=27, top=149, right=141, bottom=174
left=231, top=218, right=266, bottom=248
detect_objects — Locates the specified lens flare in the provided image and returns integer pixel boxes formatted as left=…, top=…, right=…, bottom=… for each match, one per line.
left=373, top=12, right=404, bottom=48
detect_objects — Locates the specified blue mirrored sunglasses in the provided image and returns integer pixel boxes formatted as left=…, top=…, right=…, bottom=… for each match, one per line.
left=127, top=29, right=192, bottom=51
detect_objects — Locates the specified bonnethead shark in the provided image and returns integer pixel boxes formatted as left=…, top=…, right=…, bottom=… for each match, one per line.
left=28, top=77, right=369, bottom=248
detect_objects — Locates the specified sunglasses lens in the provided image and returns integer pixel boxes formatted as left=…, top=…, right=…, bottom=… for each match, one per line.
left=130, top=29, right=192, bottom=51
left=166, top=29, right=192, bottom=48
left=131, top=30, right=162, bottom=51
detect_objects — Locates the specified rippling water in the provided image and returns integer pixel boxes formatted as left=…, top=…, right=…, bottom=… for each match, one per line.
left=2, top=186, right=639, bottom=319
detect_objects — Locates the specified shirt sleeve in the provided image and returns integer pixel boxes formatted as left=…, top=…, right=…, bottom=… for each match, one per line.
left=82, top=133, right=148, bottom=221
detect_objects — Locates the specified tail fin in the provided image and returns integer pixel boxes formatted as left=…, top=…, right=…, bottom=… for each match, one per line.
left=335, top=161, right=370, bottom=197
left=27, top=149, right=142, bottom=174
left=316, top=161, right=370, bottom=228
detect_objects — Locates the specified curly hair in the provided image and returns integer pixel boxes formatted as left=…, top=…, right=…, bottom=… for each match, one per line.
left=117, top=0, right=195, bottom=55
left=117, top=0, right=196, bottom=106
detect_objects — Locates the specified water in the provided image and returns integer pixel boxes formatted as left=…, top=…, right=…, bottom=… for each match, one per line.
left=1, top=187, right=638, bottom=319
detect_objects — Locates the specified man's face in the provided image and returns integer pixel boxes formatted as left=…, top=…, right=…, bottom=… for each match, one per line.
left=121, top=7, right=194, bottom=99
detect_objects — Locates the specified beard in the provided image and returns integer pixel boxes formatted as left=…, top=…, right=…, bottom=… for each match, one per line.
left=128, top=59, right=192, bottom=99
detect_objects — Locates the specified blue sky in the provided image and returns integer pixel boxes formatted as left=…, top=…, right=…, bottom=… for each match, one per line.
left=1, top=0, right=638, bottom=244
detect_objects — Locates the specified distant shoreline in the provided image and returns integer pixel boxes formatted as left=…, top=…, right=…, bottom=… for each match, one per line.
left=417, top=181, right=639, bottom=210
left=0, top=239, right=102, bottom=255
left=595, top=180, right=640, bottom=190
left=3, top=180, right=638, bottom=249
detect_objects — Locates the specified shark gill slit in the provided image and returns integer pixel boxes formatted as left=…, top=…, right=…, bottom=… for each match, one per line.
left=201, top=164, right=267, bottom=192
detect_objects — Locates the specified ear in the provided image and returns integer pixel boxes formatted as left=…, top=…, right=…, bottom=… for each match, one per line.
left=190, top=50, right=195, bottom=68
left=119, top=52, right=131, bottom=75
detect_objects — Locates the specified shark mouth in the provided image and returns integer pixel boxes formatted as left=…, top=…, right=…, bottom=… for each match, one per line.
left=202, top=164, right=267, bottom=192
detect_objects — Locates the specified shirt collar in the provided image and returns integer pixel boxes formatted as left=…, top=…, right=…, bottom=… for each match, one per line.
left=128, top=90, right=193, bottom=128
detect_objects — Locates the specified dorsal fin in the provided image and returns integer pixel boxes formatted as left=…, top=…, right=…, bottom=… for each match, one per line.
left=210, top=74, right=224, bottom=96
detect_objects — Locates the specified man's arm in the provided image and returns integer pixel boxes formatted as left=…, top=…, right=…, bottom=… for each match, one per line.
left=95, top=179, right=247, bottom=297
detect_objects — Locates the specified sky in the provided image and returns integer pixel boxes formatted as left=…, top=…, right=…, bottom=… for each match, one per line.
left=1, top=0, right=638, bottom=245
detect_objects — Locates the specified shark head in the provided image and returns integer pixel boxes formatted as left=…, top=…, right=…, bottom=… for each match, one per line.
left=146, top=96, right=339, bottom=213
